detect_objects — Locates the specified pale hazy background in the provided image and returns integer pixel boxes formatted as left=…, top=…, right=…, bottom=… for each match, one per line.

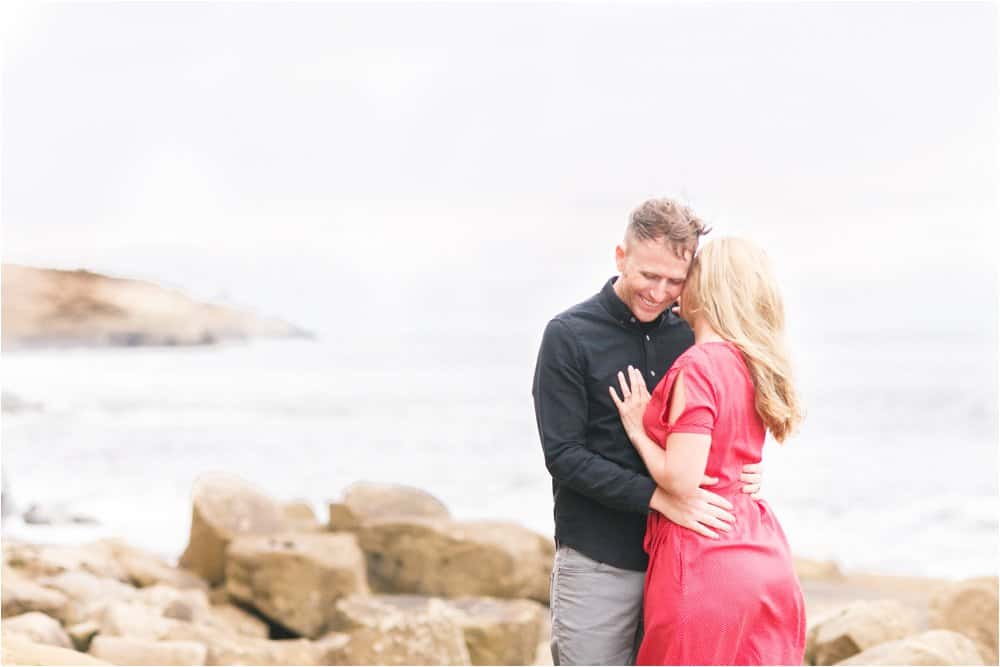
left=3, top=2, right=998, bottom=577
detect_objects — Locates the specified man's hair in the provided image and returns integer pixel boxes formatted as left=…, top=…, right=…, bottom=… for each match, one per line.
left=626, top=197, right=711, bottom=259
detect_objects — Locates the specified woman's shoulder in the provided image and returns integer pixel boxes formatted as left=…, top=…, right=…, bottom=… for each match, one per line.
left=672, top=342, right=718, bottom=369
left=670, top=341, right=745, bottom=382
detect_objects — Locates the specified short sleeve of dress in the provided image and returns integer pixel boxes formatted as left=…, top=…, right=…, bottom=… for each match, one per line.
left=663, top=353, right=718, bottom=436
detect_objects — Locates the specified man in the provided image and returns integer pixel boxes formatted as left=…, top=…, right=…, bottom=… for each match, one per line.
left=532, top=197, right=763, bottom=665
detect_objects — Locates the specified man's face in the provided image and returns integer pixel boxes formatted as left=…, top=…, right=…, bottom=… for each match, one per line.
left=613, top=237, right=691, bottom=322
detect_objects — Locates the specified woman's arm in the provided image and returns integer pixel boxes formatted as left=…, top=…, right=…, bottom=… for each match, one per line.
left=610, top=366, right=713, bottom=497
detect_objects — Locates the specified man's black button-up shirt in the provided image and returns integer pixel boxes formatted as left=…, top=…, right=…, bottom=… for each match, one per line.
left=532, top=277, right=694, bottom=571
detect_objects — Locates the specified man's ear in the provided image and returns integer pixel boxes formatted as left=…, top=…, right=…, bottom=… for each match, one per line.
left=615, top=244, right=626, bottom=273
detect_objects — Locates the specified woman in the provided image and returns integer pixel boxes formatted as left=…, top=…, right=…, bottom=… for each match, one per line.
left=609, top=237, right=806, bottom=665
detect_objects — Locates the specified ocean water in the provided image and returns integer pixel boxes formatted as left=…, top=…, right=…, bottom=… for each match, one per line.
left=2, top=312, right=997, bottom=579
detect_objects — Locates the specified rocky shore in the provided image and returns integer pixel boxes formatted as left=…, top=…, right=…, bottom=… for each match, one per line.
left=2, top=474, right=997, bottom=666
left=1, top=264, right=309, bottom=348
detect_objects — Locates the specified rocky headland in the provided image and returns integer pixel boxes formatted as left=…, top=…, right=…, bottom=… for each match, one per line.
left=1, top=264, right=309, bottom=348
left=2, top=474, right=997, bottom=666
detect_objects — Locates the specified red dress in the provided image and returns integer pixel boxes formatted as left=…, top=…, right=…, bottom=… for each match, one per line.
left=636, top=341, right=805, bottom=666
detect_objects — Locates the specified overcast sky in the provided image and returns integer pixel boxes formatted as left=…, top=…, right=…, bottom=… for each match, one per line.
left=2, top=2, right=997, bottom=331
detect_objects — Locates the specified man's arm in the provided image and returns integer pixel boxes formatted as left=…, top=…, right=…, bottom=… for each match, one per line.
left=532, top=318, right=656, bottom=515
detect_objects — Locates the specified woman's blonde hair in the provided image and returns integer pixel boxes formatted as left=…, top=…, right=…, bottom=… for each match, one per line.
left=680, top=237, right=804, bottom=442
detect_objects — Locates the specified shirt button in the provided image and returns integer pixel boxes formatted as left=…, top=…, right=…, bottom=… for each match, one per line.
left=650, top=370, right=656, bottom=377
left=629, top=317, right=636, bottom=323
left=645, top=335, right=651, bottom=341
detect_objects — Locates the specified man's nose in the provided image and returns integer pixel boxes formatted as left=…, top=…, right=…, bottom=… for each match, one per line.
left=652, top=281, right=669, bottom=302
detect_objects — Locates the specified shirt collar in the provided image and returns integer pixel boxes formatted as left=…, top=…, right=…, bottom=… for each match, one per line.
left=599, top=276, right=670, bottom=330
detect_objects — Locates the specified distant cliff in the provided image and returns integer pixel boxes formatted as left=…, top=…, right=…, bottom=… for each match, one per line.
left=1, top=264, right=310, bottom=348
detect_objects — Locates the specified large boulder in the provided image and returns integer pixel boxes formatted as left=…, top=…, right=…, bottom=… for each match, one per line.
left=929, top=577, right=999, bottom=665
left=1, top=567, right=69, bottom=618
left=444, top=596, right=547, bottom=665
left=535, top=613, right=553, bottom=666
left=836, top=629, right=985, bottom=665
left=96, top=601, right=178, bottom=639
left=88, top=636, right=208, bottom=666
left=179, top=473, right=289, bottom=584
left=37, top=570, right=139, bottom=625
left=225, top=532, right=369, bottom=638
left=795, top=557, right=844, bottom=580
left=283, top=501, right=323, bottom=533
left=201, top=637, right=324, bottom=666
left=206, top=603, right=270, bottom=638
left=1, top=632, right=109, bottom=665
left=101, top=539, right=207, bottom=591
left=2, top=612, right=73, bottom=649
left=94, top=600, right=322, bottom=665
left=357, top=517, right=554, bottom=603
left=326, top=594, right=470, bottom=665
left=806, top=599, right=920, bottom=665
left=4, top=541, right=129, bottom=582
left=328, top=482, right=451, bottom=531
left=162, top=623, right=326, bottom=666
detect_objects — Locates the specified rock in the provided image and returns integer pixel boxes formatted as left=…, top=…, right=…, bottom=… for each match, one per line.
left=929, top=577, right=999, bottom=665
left=179, top=473, right=289, bottom=584
left=2, top=470, right=17, bottom=517
left=1, top=263, right=307, bottom=349
left=37, top=570, right=139, bottom=625
left=534, top=613, right=553, bottom=666
left=328, top=482, right=451, bottom=531
left=136, top=584, right=211, bottom=615
left=89, top=636, right=208, bottom=666
left=806, top=599, right=920, bottom=665
left=836, top=629, right=985, bottom=665
left=67, top=621, right=101, bottom=652
left=1, top=391, right=43, bottom=414
left=207, top=585, right=231, bottom=605
left=225, top=532, right=369, bottom=638
left=2, top=632, right=109, bottom=665
left=23, top=503, right=98, bottom=526
left=444, top=596, right=547, bottom=665
left=795, top=557, right=844, bottom=580
left=206, top=603, right=270, bottom=638
left=283, top=500, right=323, bottom=532
left=202, top=637, right=322, bottom=666
left=1, top=567, right=70, bottom=618
left=2, top=612, right=73, bottom=649
left=97, top=601, right=178, bottom=639
left=92, top=598, right=321, bottom=665
left=4, top=541, right=129, bottom=582
left=327, top=594, right=470, bottom=665
left=161, top=623, right=324, bottom=666
left=101, top=539, right=207, bottom=591
left=358, top=517, right=554, bottom=604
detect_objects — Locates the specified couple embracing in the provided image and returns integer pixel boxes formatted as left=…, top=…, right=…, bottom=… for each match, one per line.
left=532, top=198, right=806, bottom=666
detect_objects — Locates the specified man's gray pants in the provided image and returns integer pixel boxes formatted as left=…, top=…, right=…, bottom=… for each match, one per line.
left=549, top=544, right=646, bottom=666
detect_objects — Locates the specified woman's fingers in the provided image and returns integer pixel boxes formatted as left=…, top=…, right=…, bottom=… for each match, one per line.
left=699, top=489, right=734, bottom=511
left=608, top=385, right=623, bottom=409
left=742, top=483, right=761, bottom=495
left=698, top=514, right=732, bottom=532
left=629, top=365, right=650, bottom=397
left=617, top=371, right=631, bottom=400
left=685, top=521, right=719, bottom=539
left=707, top=505, right=737, bottom=524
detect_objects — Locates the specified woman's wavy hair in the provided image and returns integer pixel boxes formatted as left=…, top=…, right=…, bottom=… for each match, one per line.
left=680, top=237, right=804, bottom=442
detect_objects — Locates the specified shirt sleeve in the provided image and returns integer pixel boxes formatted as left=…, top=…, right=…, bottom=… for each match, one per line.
left=664, top=354, right=718, bottom=436
left=532, top=318, right=657, bottom=515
